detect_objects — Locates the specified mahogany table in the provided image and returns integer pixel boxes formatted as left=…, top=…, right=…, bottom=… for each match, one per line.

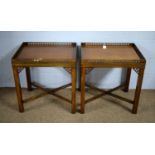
left=80, top=43, right=146, bottom=114
left=12, top=42, right=77, bottom=113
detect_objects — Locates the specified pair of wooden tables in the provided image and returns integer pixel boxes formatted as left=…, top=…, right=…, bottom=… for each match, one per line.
left=12, top=42, right=146, bottom=114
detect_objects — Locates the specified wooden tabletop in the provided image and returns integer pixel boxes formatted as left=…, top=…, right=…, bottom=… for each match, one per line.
left=81, top=43, right=143, bottom=62
left=13, top=42, right=76, bottom=64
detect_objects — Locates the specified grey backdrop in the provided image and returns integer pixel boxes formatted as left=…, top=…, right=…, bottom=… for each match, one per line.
left=0, top=31, right=155, bottom=89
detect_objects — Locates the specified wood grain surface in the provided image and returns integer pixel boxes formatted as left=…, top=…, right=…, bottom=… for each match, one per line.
left=16, top=46, right=76, bottom=61
left=81, top=45, right=140, bottom=61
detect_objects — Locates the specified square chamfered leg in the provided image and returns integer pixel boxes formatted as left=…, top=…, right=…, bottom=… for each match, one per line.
left=132, top=67, right=145, bottom=114
left=80, top=67, right=86, bottom=113
left=123, top=68, right=132, bottom=92
left=25, top=67, right=32, bottom=91
left=71, top=67, right=76, bottom=113
left=12, top=66, right=24, bottom=112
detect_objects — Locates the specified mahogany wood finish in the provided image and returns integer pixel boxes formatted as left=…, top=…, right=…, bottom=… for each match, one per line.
left=123, top=68, right=131, bottom=92
left=12, top=66, right=24, bottom=112
left=12, top=42, right=77, bottom=113
left=80, top=67, right=86, bottom=113
left=25, top=67, right=32, bottom=91
left=80, top=43, right=146, bottom=114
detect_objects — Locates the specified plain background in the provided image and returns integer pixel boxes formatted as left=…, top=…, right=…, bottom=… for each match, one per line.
left=0, top=31, right=155, bottom=89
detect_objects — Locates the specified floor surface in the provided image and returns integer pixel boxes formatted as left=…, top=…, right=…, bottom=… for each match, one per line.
left=0, top=88, right=155, bottom=123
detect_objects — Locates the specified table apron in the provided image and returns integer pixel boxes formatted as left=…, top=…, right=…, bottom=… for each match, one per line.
left=81, top=62, right=145, bottom=68
left=12, top=63, right=76, bottom=68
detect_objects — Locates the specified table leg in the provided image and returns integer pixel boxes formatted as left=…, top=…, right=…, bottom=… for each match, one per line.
left=80, top=67, right=86, bottom=113
left=132, top=67, right=145, bottom=114
left=25, top=67, right=32, bottom=91
left=12, top=66, right=24, bottom=112
left=78, top=63, right=81, bottom=91
left=71, top=67, right=76, bottom=113
left=123, top=68, right=131, bottom=92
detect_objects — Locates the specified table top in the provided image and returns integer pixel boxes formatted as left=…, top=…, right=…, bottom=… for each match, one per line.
left=81, top=43, right=145, bottom=62
left=12, top=42, right=76, bottom=66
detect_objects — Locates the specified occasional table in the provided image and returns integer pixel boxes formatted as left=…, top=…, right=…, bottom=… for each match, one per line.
left=80, top=43, right=146, bottom=114
left=12, top=42, right=77, bottom=113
